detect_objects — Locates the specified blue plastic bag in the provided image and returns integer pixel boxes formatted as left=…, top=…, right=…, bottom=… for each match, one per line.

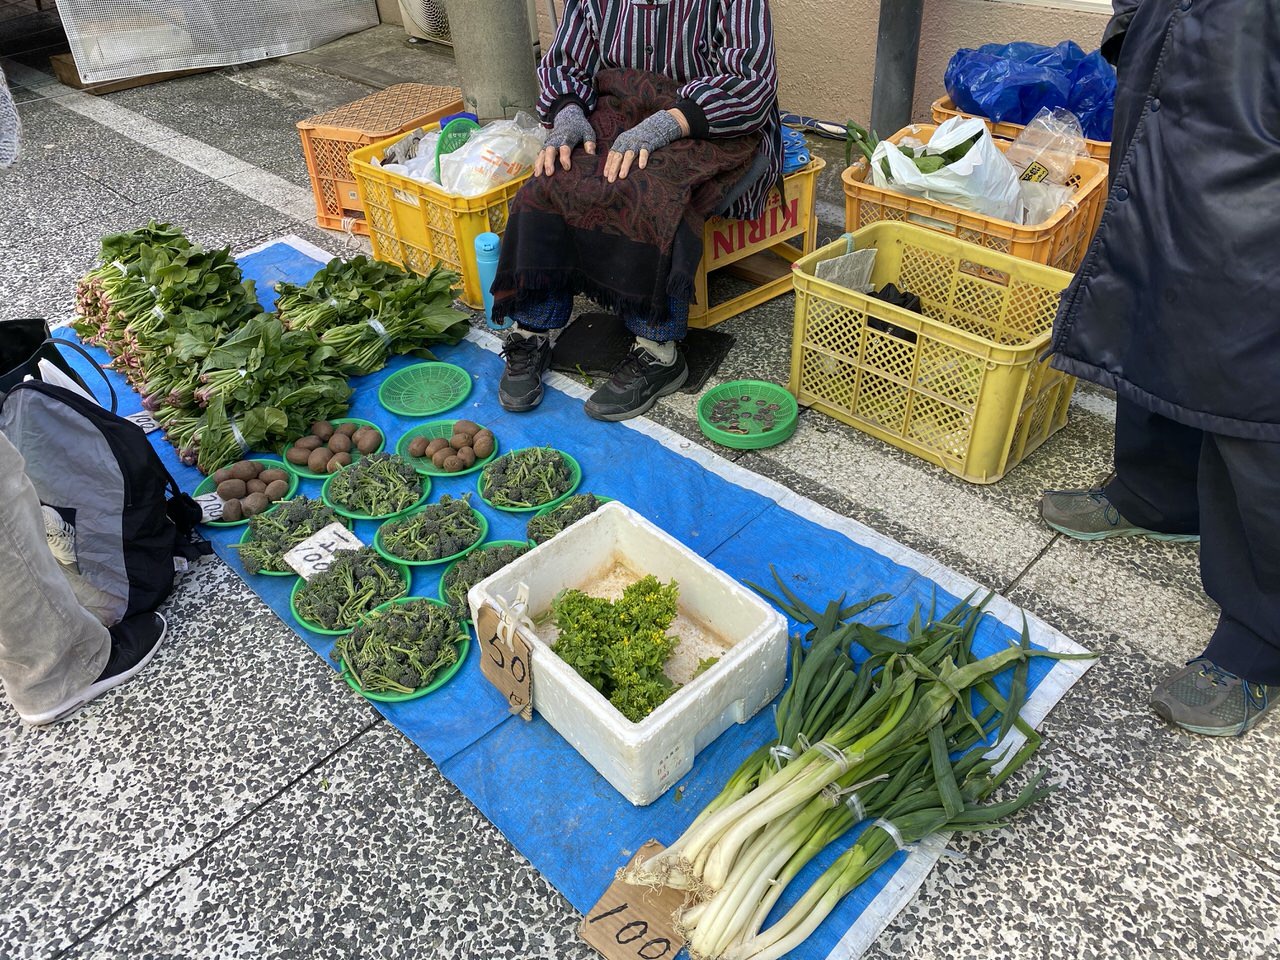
left=944, top=41, right=1116, bottom=141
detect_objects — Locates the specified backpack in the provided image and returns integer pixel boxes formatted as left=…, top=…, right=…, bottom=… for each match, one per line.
left=0, top=380, right=208, bottom=625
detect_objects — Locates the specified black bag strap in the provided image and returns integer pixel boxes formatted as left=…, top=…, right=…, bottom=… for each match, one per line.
left=44, top=337, right=118, bottom=414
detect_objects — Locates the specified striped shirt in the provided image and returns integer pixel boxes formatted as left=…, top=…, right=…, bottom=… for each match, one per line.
left=538, top=0, right=781, bottom=219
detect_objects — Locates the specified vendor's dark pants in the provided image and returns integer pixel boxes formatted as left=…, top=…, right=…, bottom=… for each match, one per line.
left=1105, top=399, right=1280, bottom=685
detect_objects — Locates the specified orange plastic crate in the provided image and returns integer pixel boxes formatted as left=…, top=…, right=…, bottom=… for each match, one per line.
left=931, top=96, right=1112, bottom=161
left=297, top=84, right=463, bottom=235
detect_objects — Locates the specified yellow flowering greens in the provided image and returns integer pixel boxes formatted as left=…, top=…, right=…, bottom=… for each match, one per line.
left=551, top=575, right=680, bottom=723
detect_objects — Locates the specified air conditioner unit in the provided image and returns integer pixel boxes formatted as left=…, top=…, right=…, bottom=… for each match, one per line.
left=398, top=0, right=451, bottom=45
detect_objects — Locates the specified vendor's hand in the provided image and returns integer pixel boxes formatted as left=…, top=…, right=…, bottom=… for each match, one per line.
left=605, top=109, right=688, bottom=182
left=537, top=103, right=596, bottom=177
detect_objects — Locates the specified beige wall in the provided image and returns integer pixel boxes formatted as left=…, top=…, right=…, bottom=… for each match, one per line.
left=534, top=0, right=1110, bottom=126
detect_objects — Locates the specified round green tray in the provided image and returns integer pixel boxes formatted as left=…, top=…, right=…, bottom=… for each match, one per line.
left=234, top=503, right=351, bottom=576
left=320, top=463, right=431, bottom=521
left=340, top=597, right=470, bottom=702
left=476, top=449, right=581, bottom=514
left=434, top=117, right=481, bottom=182
left=438, top=539, right=530, bottom=624
left=280, top=418, right=386, bottom=481
left=697, top=380, right=799, bottom=450
left=526, top=493, right=614, bottom=546
left=373, top=503, right=488, bottom=566
left=396, top=420, right=499, bottom=477
left=378, top=362, right=472, bottom=418
left=194, top=458, right=298, bottom=528
left=289, top=558, right=411, bottom=636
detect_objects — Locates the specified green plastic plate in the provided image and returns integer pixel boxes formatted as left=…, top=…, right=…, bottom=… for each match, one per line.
left=438, top=540, right=530, bottom=624
left=372, top=502, right=488, bottom=566
left=280, top=418, right=386, bottom=481
left=339, top=597, right=470, bottom=702
left=194, top=458, right=298, bottom=528
left=320, top=463, right=430, bottom=521
left=476, top=449, right=581, bottom=513
left=697, top=380, right=799, bottom=450
left=396, top=420, right=499, bottom=477
left=434, top=117, right=481, bottom=182
left=289, top=558, right=410, bottom=636
left=378, top=362, right=472, bottom=418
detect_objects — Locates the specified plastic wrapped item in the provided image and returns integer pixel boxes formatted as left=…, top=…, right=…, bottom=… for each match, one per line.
left=1007, top=108, right=1086, bottom=225
left=439, top=112, right=546, bottom=198
left=870, top=117, right=1023, bottom=222
left=0, top=66, right=18, bottom=168
left=944, top=41, right=1116, bottom=142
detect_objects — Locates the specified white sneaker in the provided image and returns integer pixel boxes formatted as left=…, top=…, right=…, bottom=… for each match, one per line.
left=42, top=505, right=78, bottom=568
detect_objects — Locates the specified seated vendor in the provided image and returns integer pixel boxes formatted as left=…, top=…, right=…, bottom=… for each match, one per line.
left=491, top=0, right=782, bottom=421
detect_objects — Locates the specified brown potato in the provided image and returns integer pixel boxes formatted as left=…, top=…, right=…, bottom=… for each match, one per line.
left=311, top=420, right=336, bottom=441
left=455, top=419, right=481, bottom=434
left=286, top=446, right=311, bottom=466
left=326, top=452, right=352, bottom=473
left=473, top=428, right=494, bottom=444
left=407, top=436, right=430, bottom=458
left=457, top=447, right=476, bottom=468
left=258, top=468, right=288, bottom=485
left=296, top=435, right=323, bottom=451
left=229, top=460, right=259, bottom=481
left=212, top=467, right=233, bottom=485
left=443, top=455, right=464, bottom=473
left=449, top=434, right=472, bottom=451
left=264, top=479, right=289, bottom=502
left=246, top=478, right=268, bottom=496
left=426, top=438, right=450, bottom=456
left=431, top=448, right=452, bottom=469
left=307, top=448, right=332, bottom=473
left=220, top=498, right=243, bottom=523
left=472, top=434, right=494, bottom=459
left=328, top=432, right=352, bottom=455
left=216, top=479, right=247, bottom=501
left=353, top=427, right=382, bottom=454
left=336, top=422, right=359, bottom=437
left=241, top=493, right=270, bottom=518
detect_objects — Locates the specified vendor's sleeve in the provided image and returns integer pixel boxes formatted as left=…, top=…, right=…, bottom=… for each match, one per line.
left=538, top=0, right=601, bottom=121
left=675, top=0, right=778, bottom=139
left=1101, top=0, right=1144, bottom=66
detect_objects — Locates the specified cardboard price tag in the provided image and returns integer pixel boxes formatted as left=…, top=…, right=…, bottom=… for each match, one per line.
left=580, top=841, right=686, bottom=960
left=125, top=411, right=161, bottom=434
left=476, top=602, right=534, bottom=720
left=195, top=493, right=224, bottom=522
left=283, top=523, right=363, bottom=579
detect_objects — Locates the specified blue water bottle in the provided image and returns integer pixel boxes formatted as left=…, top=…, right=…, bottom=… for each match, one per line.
left=473, top=232, right=508, bottom=330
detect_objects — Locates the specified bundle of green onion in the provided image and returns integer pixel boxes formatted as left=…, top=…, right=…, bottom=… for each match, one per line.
left=621, top=569, right=1090, bottom=960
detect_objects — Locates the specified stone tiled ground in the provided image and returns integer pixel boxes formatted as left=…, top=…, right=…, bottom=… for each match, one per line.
left=2, top=22, right=1278, bottom=960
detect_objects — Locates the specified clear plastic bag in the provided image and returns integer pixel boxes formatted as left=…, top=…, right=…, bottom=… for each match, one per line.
left=439, top=112, right=546, bottom=197
left=1006, top=108, right=1086, bottom=225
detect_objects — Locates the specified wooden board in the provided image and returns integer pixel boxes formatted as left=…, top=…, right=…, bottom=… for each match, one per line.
left=49, top=53, right=214, bottom=96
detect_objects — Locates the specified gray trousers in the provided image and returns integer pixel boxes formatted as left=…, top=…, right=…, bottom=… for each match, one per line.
left=0, top=430, right=110, bottom=717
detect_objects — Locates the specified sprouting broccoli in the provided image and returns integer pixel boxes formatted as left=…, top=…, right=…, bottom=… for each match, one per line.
left=379, top=494, right=483, bottom=562
left=327, top=453, right=423, bottom=517
left=294, top=547, right=407, bottom=631
left=479, top=447, right=572, bottom=509
left=526, top=493, right=604, bottom=545
left=442, top=543, right=529, bottom=617
left=234, top=496, right=343, bottom=574
left=332, top=598, right=461, bottom=694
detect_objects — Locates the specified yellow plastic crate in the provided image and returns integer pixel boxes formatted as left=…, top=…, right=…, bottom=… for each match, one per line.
left=349, top=128, right=532, bottom=309
left=789, top=223, right=1077, bottom=483
left=931, top=96, right=1112, bottom=161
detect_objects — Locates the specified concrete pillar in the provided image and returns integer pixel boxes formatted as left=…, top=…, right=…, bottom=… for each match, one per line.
left=447, top=0, right=540, bottom=120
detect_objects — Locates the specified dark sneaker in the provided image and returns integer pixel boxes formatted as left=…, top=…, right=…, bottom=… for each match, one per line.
left=1039, top=488, right=1199, bottom=543
left=19, top=612, right=167, bottom=726
left=1150, top=658, right=1278, bottom=736
left=498, top=332, right=553, bottom=412
left=584, top=346, right=688, bottom=422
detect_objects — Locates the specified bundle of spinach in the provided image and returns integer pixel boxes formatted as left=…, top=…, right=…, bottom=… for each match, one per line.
left=293, top=547, right=407, bottom=631
left=480, top=447, right=573, bottom=509
left=325, top=453, right=423, bottom=517
left=526, top=493, right=606, bottom=545
left=380, top=494, right=483, bottom=562
left=552, top=576, right=681, bottom=723
left=332, top=599, right=461, bottom=694
left=442, top=543, right=528, bottom=618
left=234, top=497, right=342, bottom=575
left=274, top=256, right=469, bottom=377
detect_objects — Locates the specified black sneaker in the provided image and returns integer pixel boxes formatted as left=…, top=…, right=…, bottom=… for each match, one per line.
left=584, top=346, right=689, bottom=422
left=499, top=332, right=553, bottom=412
left=19, top=612, right=167, bottom=726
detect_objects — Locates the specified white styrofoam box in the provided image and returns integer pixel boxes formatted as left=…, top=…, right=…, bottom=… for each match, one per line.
left=468, top=501, right=787, bottom=806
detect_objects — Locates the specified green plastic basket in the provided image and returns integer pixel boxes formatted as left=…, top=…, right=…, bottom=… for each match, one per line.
left=289, top=558, right=411, bottom=636
left=339, top=597, right=470, bottom=702
left=396, top=420, right=499, bottom=477
left=372, top=502, right=488, bottom=566
left=194, top=458, right=298, bottom=528
left=280, top=418, right=385, bottom=481
left=476, top=449, right=582, bottom=513
left=378, top=362, right=472, bottom=418
left=438, top=540, right=530, bottom=624
left=320, top=463, right=430, bottom=521
left=526, top=493, right=614, bottom=546
left=434, top=117, right=481, bottom=183
left=697, top=380, right=800, bottom=450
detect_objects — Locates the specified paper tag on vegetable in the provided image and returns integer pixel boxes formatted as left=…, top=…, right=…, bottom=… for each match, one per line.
left=283, top=523, right=364, bottom=580
left=580, top=841, right=686, bottom=960
left=195, top=493, right=224, bottom=523
left=476, top=601, right=534, bottom=721
left=125, top=411, right=160, bottom=434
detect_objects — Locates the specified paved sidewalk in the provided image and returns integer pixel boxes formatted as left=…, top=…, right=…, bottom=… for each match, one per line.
left=2, top=25, right=1278, bottom=960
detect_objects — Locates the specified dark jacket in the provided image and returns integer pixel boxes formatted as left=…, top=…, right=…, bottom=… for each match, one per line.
left=1051, top=0, right=1280, bottom=440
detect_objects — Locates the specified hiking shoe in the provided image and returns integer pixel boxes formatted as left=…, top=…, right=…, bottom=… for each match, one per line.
left=1150, top=658, right=1278, bottom=737
left=584, top=345, right=688, bottom=422
left=1039, top=488, right=1199, bottom=542
left=499, top=331, right=553, bottom=412
left=18, top=612, right=167, bottom=726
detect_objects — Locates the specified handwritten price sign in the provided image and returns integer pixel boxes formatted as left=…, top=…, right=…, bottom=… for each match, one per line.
left=283, top=523, right=363, bottom=579
left=580, top=841, right=686, bottom=960
left=475, top=602, right=534, bottom=721
left=194, top=493, right=224, bottom=523
left=124, top=411, right=161, bottom=434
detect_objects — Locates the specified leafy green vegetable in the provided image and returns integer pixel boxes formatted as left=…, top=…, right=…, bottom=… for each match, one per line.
left=525, top=493, right=605, bottom=545
left=480, top=447, right=572, bottom=509
left=234, top=497, right=342, bottom=574
left=332, top=599, right=461, bottom=693
left=442, top=543, right=528, bottom=618
left=294, top=548, right=407, bottom=631
left=552, top=576, right=681, bottom=723
left=380, top=494, right=483, bottom=562
left=326, top=453, right=423, bottom=517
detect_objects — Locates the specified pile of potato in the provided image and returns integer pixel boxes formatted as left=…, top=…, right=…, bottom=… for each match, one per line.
left=212, top=461, right=291, bottom=522
left=406, top=420, right=495, bottom=473
left=285, top=421, right=384, bottom=475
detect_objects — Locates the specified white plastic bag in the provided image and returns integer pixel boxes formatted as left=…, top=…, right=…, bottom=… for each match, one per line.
left=870, top=117, right=1023, bottom=222
left=440, top=112, right=546, bottom=197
